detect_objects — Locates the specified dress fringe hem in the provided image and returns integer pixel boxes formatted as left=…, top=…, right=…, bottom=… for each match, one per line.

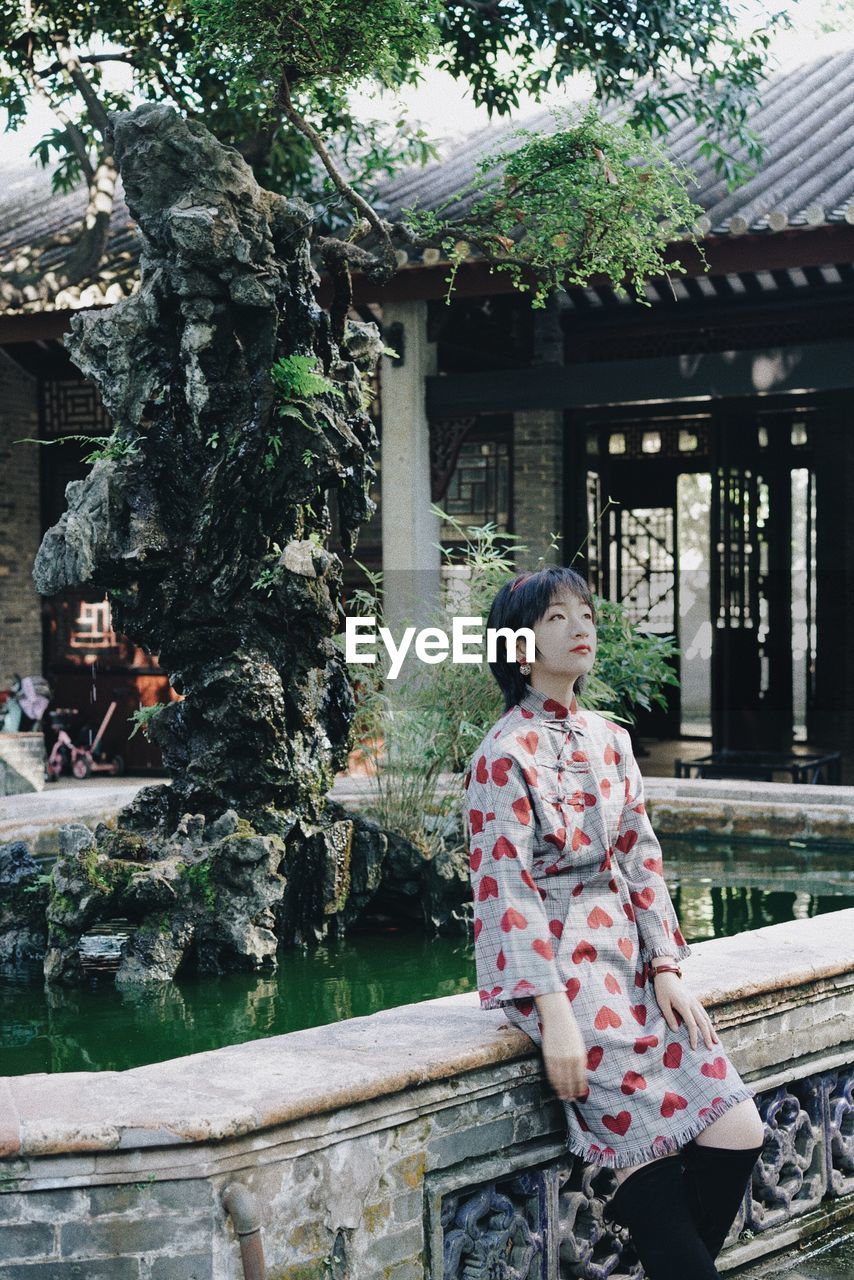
left=563, top=1084, right=757, bottom=1169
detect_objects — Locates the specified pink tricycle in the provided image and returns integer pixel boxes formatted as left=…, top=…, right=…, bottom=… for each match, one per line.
left=45, top=703, right=125, bottom=781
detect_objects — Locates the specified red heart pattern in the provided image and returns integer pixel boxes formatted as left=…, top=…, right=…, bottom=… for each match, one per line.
left=594, top=1005, right=622, bottom=1030
left=631, top=887, right=656, bottom=910
left=699, top=1096, right=725, bottom=1121
left=663, top=1043, right=682, bottom=1069
left=464, top=711, right=717, bottom=1161
left=511, top=795, right=533, bottom=825
left=491, top=757, right=513, bottom=785
left=478, top=876, right=498, bottom=901
left=603, top=1110, right=632, bottom=1135
left=572, top=940, right=597, bottom=964
left=621, top=1070, right=647, bottom=1095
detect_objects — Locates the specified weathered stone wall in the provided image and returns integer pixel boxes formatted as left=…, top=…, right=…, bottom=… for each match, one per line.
left=642, top=775, right=854, bottom=846
left=1, top=910, right=853, bottom=1279
left=0, top=349, right=41, bottom=691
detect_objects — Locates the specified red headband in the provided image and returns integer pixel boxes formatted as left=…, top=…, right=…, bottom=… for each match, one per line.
left=510, top=572, right=535, bottom=593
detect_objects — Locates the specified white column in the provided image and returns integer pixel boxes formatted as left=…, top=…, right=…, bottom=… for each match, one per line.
left=380, top=299, right=441, bottom=638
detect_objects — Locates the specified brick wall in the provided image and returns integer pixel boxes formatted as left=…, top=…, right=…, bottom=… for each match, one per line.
left=512, top=408, right=564, bottom=568
left=0, top=350, right=41, bottom=690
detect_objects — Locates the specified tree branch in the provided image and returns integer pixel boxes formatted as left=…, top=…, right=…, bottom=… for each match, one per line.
left=52, top=37, right=112, bottom=142
left=37, top=51, right=136, bottom=79
left=20, top=37, right=95, bottom=183
left=276, top=74, right=396, bottom=279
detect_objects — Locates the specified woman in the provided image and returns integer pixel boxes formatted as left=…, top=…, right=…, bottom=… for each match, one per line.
left=462, top=565, right=765, bottom=1280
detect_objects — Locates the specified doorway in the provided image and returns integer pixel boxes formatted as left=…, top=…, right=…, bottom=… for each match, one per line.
left=570, top=404, right=816, bottom=750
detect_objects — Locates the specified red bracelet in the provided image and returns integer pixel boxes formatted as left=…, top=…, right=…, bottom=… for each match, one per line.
left=651, top=963, right=682, bottom=978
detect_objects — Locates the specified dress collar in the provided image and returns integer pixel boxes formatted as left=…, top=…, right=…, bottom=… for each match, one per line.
left=517, top=684, right=582, bottom=726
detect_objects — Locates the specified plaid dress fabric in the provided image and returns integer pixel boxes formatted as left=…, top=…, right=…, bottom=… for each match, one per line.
left=462, top=684, right=755, bottom=1168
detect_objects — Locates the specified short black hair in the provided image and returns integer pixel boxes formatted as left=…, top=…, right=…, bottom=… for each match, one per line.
left=486, top=565, right=596, bottom=711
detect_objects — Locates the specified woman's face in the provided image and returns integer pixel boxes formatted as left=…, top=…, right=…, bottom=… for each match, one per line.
left=515, top=587, right=597, bottom=684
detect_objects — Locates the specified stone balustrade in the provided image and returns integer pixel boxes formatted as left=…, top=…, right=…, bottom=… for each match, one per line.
left=0, top=909, right=853, bottom=1279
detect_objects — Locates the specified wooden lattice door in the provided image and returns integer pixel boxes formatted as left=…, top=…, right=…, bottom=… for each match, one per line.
left=710, top=411, right=795, bottom=751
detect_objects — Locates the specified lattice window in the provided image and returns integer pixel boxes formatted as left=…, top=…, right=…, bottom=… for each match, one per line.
left=617, top=508, right=676, bottom=632
left=442, top=438, right=510, bottom=530
left=601, top=421, right=710, bottom=460
left=584, top=471, right=604, bottom=595
left=42, top=379, right=111, bottom=437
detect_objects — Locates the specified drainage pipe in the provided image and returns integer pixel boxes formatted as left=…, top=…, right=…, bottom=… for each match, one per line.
left=222, top=1182, right=266, bottom=1280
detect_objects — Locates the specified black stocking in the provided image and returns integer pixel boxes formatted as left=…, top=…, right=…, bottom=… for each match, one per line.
left=603, top=1153, right=720, bottom=1280
left=681, top=1139, right=765, bottom=1259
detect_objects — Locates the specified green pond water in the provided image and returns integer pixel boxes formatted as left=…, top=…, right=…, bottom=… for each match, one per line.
left=2, top=838, right=853, bottom=1076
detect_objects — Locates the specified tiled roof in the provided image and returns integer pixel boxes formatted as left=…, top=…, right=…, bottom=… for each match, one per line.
left=0, top=162, right=137, bottom=314
left=1, top=48, right=853, bottom=316
left=377, top=48, right=854, bottom=238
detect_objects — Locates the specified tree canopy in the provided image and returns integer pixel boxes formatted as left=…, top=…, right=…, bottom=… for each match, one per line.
left=1, top=0, right=787, bottom=310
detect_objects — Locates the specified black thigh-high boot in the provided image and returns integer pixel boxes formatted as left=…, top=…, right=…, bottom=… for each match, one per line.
left=603, top=1153, right=720, bottom=1280
left=681, top=1139, right=765, bottom=1259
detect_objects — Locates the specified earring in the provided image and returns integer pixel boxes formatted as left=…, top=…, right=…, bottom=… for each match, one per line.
left=519, top=663, right=531, bottom=676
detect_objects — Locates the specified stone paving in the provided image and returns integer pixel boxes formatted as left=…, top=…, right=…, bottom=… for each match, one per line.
left=733, top=1229, right=854, bottom=1277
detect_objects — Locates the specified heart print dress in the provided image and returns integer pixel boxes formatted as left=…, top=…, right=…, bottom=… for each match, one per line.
left=462, top=683, right=755, bottom=1169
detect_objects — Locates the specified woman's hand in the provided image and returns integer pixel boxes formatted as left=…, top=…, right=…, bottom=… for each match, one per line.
left=653, top=972, right=719, bottom=1050
left=535, top=992, right=588, bottom=1101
